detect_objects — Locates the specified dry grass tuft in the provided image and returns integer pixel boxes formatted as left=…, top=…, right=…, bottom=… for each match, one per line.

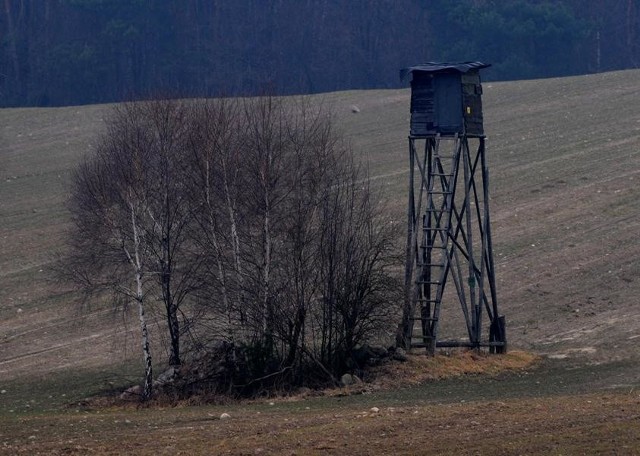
left=313, top=349, right=540, bottom=398
left=368, top=349, right=540, bottom=389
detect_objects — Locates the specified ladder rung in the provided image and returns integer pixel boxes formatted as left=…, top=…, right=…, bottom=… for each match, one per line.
left=430, top=191, right=452, bottom=195
left=422, top=227, right=448, bottom=231
left=416, top=280, right=441, bottom=285
left=431, top=172, right=453, bottom=177
left=419, top=245, right=447, bottom=251
left=411, top=342, right=435, bottom=347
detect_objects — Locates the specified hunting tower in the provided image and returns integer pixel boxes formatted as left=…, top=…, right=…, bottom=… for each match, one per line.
left=398, top=62, right=506, bottom=355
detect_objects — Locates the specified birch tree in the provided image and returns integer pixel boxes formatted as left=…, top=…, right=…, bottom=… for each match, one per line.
left=186, top=98, right=247, bottom=343
left=132, top=99, right=201, bottom=368
left=64, top=99, right=202, bottom=397
left=66, top=117, right=157, bottom=399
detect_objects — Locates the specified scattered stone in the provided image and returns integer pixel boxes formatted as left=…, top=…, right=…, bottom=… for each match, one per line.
left=340, top=373, right=362, bottom=387
left=297, top=387, right=312, bottom=397
left=392, top=347, right=408, bottom=362
left=220, top=413, right=231, bottom=420
left=268, top=402, right=275, bottom=406
left=370, top=407, right=380, bottom=413
left=351, top=105, right=360, bottom=113
left=119, top=385, right=142, bottom=401
left=0, top=390, right=6, bottom=394
left=154, top=366, right=178, bottom=387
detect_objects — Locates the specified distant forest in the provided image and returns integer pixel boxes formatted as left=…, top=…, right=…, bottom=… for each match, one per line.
left=1, top=0, right=639, bottom=107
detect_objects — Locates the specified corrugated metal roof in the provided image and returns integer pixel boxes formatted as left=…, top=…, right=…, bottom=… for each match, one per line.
left=400, top=62, right=490, bottom=81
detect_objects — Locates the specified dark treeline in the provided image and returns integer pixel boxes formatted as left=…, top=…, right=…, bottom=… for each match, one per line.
left=1, top=0, right=639, bottom=107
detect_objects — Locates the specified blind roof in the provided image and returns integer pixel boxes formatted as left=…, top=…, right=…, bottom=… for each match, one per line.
left=400, top=62, right=490, bottom=81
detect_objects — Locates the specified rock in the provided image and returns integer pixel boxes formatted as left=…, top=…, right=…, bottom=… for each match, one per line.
left=352, top=345, right=390, bottom=367
left=154, top=366, right=178, bottom=386
left=220, top=412, right=231, bottom=420
left=370, top=346, right=388, bottom=357
left=370, top=407, right=380, bottom=413
left=340, top=373, right=362, bottom=387
left=119, top=385, right=142, bottom=401
left=297, top=387, right=312, bottom=397
left=340, top=373, right=354, bottom=386
left=351, top=105, right=360, bottom=113
left=392, top=347, right=408, bottom=362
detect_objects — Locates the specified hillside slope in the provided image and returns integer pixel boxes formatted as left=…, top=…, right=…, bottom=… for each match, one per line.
left=1, top=70, right=639, bottom=386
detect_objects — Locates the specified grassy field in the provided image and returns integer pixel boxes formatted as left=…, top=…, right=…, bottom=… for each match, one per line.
left=1, top=359, right=639, bottom=454
left=1, top=69, right=640, bottom=453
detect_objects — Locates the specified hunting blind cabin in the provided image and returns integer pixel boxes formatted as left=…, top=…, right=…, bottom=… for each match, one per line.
left=398, top=62, right=506, bottom=355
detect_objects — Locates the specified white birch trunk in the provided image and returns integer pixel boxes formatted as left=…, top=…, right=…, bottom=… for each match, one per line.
left=222, top=158, right=245, bottom=320
left=206, top=160, right=235, bottom=344
left=129, top=198, right=153, bottom=400
left=136, top=276, right=153, bottom=401
left=261, top=165, right=271, bottom=335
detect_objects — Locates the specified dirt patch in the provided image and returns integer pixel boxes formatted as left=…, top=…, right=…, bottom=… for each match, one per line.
left=1, top=391, right=639, bottom=455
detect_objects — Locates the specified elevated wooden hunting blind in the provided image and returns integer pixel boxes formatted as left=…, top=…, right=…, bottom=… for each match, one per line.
left=398, top=62, right=506, bottom=355
left=400, top=62, right=489, bottom=137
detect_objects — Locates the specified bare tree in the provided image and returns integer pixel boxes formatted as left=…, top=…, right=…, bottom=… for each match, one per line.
left=313, top=153, right=401, bottom=374
left=64, top=99, right=204, bottom=398
left=185, top=97, right=247, bottom=344
left=242, top=96, right=289, bottom=343
left=263, top=99, right=337, bottom=376
left=127, top=99, right=202, bottom=368
left=66, top=116, right=158, bottom=399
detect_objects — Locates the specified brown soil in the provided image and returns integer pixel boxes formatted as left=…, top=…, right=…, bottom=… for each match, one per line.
left=1, top=389, right=639, bottom=455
